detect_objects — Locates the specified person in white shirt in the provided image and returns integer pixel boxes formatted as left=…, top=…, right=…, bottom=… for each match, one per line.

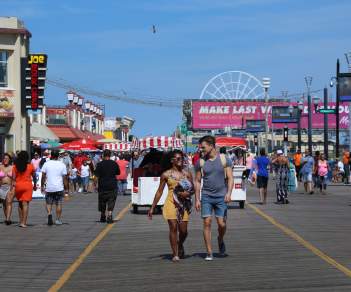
left=41, top=150, right=68, bottom=226
left=80, top=160, right=91, bottom=193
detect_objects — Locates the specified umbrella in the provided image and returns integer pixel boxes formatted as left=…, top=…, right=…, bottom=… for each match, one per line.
left=97, top=138, right=120, bottom=144
left=60, top=139, right=98, bottom=151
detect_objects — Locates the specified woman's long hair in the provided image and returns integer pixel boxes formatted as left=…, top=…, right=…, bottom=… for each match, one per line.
left=14, top=151, right=29, bottom=173
left=161, top=150, right=184, bottom=173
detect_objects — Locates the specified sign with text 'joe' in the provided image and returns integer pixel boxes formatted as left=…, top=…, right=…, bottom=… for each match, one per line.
left=22, top=54, right=48, bottom=111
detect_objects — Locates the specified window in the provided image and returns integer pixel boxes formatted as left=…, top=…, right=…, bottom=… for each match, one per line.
left=0, top=51, right=8, bottom=88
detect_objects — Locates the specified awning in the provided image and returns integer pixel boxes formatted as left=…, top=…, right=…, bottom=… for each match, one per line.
left=30, top=123, right=59, bottom=142
left=103, top=142, right=131, bottom=152
left=47, top=125, right=77, bottom=141
left=48, top=126, right=106, bottom=142
left=215, top=137, right=247, bottom=149
left=138, top=136, right=183, bottom=150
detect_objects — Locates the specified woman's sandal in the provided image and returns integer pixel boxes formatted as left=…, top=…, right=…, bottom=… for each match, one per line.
left=19, top=224, right=27, bottom=228
left=178, top=245, right=185, bottom=259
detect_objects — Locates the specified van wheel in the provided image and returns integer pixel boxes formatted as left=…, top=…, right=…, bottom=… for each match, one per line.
left=239, top=201, right=245, bottom=209
left=132, top=205, right=138, bottom=214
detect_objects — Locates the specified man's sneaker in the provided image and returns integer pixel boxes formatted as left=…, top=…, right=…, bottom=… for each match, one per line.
left=55, top=219, right=63, bottom=225
left=100, top=214, right=106, bottom=223
left=106, top=215, right=113, bottom=224
left=218, top=237, right=226, bottom=255
left=205, top=254, right=213, bottom=261
left=48, top=214, right=53, bottom=226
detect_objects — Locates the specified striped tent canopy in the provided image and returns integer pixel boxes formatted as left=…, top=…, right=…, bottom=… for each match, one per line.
left=138, top=136, right=183, bottom=151
left=103, top=142, right=131, bottom=152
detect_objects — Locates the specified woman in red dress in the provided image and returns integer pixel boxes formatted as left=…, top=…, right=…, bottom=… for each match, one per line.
left=12, top=151, right=36, bottom=228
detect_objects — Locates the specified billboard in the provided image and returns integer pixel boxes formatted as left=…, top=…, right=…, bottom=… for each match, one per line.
left=246, top=120, right=265, bottom=132
left=339, top=76, right=351, bottom=102
left=191, top=100, right=350, bottom=129
left=272, top=106, right=299, bottom=123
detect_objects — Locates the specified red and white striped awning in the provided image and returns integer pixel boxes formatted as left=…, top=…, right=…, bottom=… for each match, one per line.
left=138, top=136, right=183, bottom=150
left=103, top=142, right=131, bottom=152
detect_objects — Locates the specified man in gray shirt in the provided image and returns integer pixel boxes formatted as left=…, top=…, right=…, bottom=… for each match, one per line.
left=195, top=135, right=234, bottom=261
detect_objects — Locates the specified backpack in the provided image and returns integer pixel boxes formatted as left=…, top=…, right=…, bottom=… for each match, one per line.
left=199, top=154, right=228, bottom=179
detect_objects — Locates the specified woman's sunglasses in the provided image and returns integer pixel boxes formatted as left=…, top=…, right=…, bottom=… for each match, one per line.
left=173, top=156, right=183, bottom=162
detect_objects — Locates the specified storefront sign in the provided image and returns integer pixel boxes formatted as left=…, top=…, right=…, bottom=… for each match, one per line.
left=191, top=100, right=350, bottom=130
left=0, top=89, right=15, bottom=118
left=22, top=54, right=47, bottom=111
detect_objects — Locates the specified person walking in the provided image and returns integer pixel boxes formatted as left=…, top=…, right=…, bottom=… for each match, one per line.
left=293, top=149, right=302, bottom=182
left=255, top=148, right=270, bottom=204
left=94, top=150, right=120, bottom=224
left=0, top=153, right=14, bottom=225
left=74, top=151, right=88, bottom=192
left=194, top=136, right=233, bottom=261
left=272, top=150, right=290, bottom=204
left=317, top=154, right=329, bottom=194
left=12, top=151, right=36, bottom=228
left=148, top=150, right=194, bottom=262
left=41, top=150, right=68, bottom=226
left=80, top=160, right=91, bottom=193
left=342, top=150, right=350, bottom=184
left=60, top=151, right=72, bottom=197
left=245, top=152, right=253, bottom=180
left=116, top=155, right=129, bottom=196
left=301, top=150, right=314, bottom=195
left=31, top=152, right=41, bottom=171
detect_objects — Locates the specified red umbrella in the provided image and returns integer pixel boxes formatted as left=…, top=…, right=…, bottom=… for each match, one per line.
left=60, top=139, right=98, bottom=151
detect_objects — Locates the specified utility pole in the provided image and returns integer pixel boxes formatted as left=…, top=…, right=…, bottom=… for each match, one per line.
left=336, top=59, right=340, bottom=159
left=262, top=77, right=271, bottom=153
left=324, top=87, right=328, bottom=159
left=305, top=76, right=313, bottom=154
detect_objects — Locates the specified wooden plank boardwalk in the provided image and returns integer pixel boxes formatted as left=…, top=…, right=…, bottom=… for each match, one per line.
left=1, top=182, right=351, bottom=291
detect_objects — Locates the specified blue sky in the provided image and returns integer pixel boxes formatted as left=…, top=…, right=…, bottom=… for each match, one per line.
left=2, top=0, right=351, bottom=136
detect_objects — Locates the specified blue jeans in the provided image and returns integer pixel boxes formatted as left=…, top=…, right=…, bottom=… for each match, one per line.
left=81, top=176, right=89, bottom=192
left=201, top=195, right=227, bottom=218
left=117, top=180, right=127, bottom=195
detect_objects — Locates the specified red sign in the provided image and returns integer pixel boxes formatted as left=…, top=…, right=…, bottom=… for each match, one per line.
left=30, top=63, right=39, bottom=110
left=192, top=101, right=350, bottom=129
left=235, top=183, right=242, bottom=189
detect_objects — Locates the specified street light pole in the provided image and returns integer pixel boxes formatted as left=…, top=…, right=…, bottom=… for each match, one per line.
left=324, top=87, right=329, bottom=159
left=336, top=59, right=340, bottom=159
left=305, top=76, right=313, bottom=154
left=262, top=77, right=271, bottom=153
left=297, top=100, right=304, bottom=150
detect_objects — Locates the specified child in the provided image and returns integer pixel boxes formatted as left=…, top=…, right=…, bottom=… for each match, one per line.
left=69, top=167, right=78, bottom=193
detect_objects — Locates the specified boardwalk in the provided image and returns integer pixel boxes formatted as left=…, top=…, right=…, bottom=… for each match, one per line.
left=1, top=183, right=351, bottom=291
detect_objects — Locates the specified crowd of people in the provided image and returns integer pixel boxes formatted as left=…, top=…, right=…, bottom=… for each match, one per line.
left=0, top=148, right=136, bottom=227
left=1, top=136, right=350, bottom=263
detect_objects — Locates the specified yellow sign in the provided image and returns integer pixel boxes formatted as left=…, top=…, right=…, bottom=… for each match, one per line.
left=28, top=54, right=47, bottom=64
left=104, top=131, right=114, bottom=139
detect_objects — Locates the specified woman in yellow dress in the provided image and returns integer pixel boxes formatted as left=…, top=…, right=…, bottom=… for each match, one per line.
left=148, top=150, right=193, bottom=262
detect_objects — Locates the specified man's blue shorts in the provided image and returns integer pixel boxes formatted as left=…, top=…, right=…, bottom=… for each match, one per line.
left=201, top=195, right=227, bottom=219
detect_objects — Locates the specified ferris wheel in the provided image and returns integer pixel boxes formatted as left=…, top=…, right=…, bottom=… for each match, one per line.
left=200, top=71, right=265, bottom=100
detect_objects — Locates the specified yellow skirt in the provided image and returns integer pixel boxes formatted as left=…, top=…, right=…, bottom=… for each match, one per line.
left=162, top=196, right=189, bottom=222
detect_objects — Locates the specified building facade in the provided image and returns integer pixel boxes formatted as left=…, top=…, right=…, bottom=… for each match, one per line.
left=0, top=17, right=31, bottom=156
left=29, top=92, right=105, bottom=143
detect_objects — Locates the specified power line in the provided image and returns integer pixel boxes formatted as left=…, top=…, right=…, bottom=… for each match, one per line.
left=47, top=77, right=328, bottom=108
left=47, top=78, right=183, bottom=108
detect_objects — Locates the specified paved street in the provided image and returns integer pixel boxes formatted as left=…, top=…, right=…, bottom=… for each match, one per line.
left=1, top=183, right=351, bottom=292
